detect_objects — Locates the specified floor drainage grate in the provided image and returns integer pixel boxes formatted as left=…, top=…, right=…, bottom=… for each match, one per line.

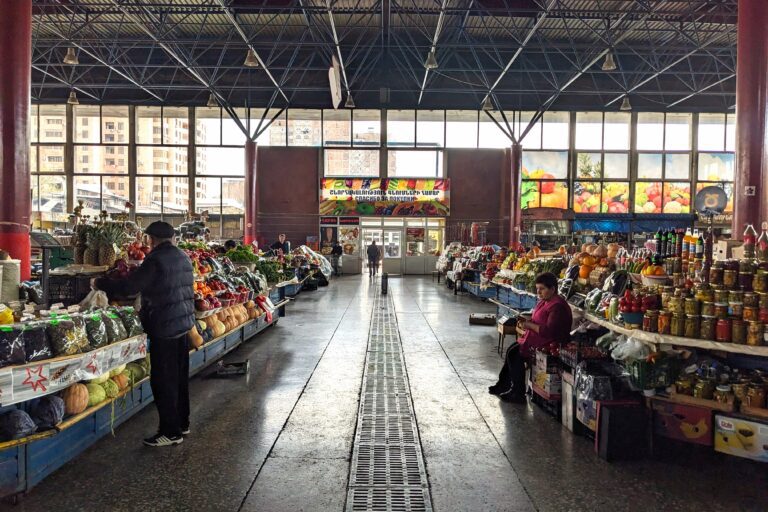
left=346, top=291, right=432, bottom=512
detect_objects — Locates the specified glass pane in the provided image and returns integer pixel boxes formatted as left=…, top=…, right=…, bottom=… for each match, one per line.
left=194, top=177, right=221, bottom=215
left=698, top=113, right=726, bottom=151
left=32, top=175, right=67, bottom=228
left=637, top=113, right=664, bottom=150
left=73, top=105, right=100, bottom=143
left=163, top=107, right=189, bottom=145
left=696, top=182, right=733, bottom=213
left=576, top=153, right=602, bottom=179
left=539, top=181, right=568, bottom=209
left=603, top=112, right=630, bottom=150
left=387, top=110, right=415, bottom=147
left=542, top=111, right=569, bottom=149
left=101, top=176, right=130, bottom=213
left=222, top=178, right=245, bottom=215
left=136, top=146, right=188, bottom=175
left=665, top=113, right=691, bottom=150
left=196, top=147, right=244, bottom=175
left=601, top=182, right=630, bottom=214
left=195, top=107, right=221, bottom=145
left=519, top=111, right=542, bottom=150
left=74, top=145, right=128, bottom=174
left=725, top=114, right=736, bottom=152
left=324, top=149, right=380, bottom=176
left=323, top=109, right=351, bottom=146
left=135, top=106, right=162, bottom=144
left=603, top=153, right=629, bottom=179
left=30, top=104, right=38, bottom=143
left=416, top=110, right=444, bottom=148
left=101, top=105, right=128, bottom=144
left=522, top=151, right=568, bottom=179
left=698, top=153, right=735, bottom=182
left=427, top=229, right=442, bottom=255
left=136, top=177, right=162, bottom=213
left=479, top=113, right=511, bottom=148
left=74, top=176, right=103, bottom=214
left=573, top=181, right=601, bottom=213
left=634, top=182, right=663, bottom=214
left=383, top=230, right=401, bottom=258
left=252, top=109, right=286, bottom=146
left=39, top=105, right=66, bottom=142
left=30, top=146, right=37, bottom=174
left=162, top=177, right=189, bottom=214
left=388, top=150, right=443, bottom=177
left=353, top=109, right=381, bottom=147
left=38, top=145, right=65, bottom=173
left=445, top=110, right=477, bottom=148
left=637, top=153, right=662, bottom=179
left=663, top=182, right=691, bottom=214
left=575, top=112, right=603, bottom=150
left=288, top=109, right=322, bottom=146
left=223, top=108, right=248, bottom=146
left=665, top=153, right=690, bottom=180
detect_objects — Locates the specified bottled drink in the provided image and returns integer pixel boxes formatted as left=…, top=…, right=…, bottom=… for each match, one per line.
left=744, top=224, right=758, bottom=259
left=676, top=228, right=684, bottom=257
left=758, top=222, right=768, bottom=263
left=659, top=229, right=667, bottom=258
left=655, top=228, right=663, bottom=258
left=695, top=231, right=704, bottom=259
left=682, top=228, right=692, bottom=260
left=667, top=231, right=676, bottom=258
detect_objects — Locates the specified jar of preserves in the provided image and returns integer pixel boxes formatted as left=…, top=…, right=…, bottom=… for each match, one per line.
left=739, top=272, right=754, bottom=291
left=732, top=381, right=750, bottom=402
left=643, top=310, right=659, bottom=333
left=716, top=318, right=732, bottom=342
left=668, top=297, right=684, bottom=315
left=684, top=298, right=700, bottom=316
left=753, top=271, right=768, bottom=293
left=747, top=321, right=764, bottom=346
left=744, top=292, right=760, bottom=308
left=723, top=269, right=738, bottom=289
left=696, top=286, right=715, bottom=304
left=671, top=313, right=686, bottom=337
left=685, top=315, right=700, bottom=339
left=676, top=377, right=695, bottom=396
left=701, top=301, right=715, bottom=317
left=732, top=318, right=747, bottom=344
left=700, top=316, right=717, bottom=340
left=746, top=385, right=767, bottom=408
left=714, top=303, right=729, bottom=319
left=658, top=311, right=672, bottom=335
left=729, top=290, right=744, bottom=303
left=709, top=266, right=724, bottom=286
left=760, top=308, right=768, bottom=323
left=729, top=302, right=744, bottom=318
left=744, top=306, right=759, bottom=322
left=714, top=288, right=729, bottom=304
left=694, top=379, right=715, bottom=399
left=714, top=384, right=733, bottom=404
left=660, top=287, right=674, bottom=309
left=760, top=292, right=768, bottom=309
left=672, top=273, right=684, bottom=288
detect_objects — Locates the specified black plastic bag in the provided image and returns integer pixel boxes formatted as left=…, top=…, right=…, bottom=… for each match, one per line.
left=114, top=307, right=144, bottom=338
left=31, top=395, right=65, bottom=430
left=0, top=325, right=26, bottom=368
left=0, top=409, right=36, bottom=441
left=101, top=310, right=128, bottom=344
left=21, top=322, right=53, bottom=362
left=84, top=312, right=110, bottom=349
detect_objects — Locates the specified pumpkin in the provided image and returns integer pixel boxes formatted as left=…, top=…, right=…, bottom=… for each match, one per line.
left=584, top=243, right=598, bottom=255
left=607, top=243, right=620, bottom=259
left=111, top=373, right=129, bottom=391
left=598, top=257, right=609, bottom=267
left=578, top=265, right=593, bottom=279
left=61, top=383, right=89, bottom=415
left=593, top=243, right=608, bottom=259
left=558, top=245, right=567, bottom=255
left=188, top=324, right=204, bottom=349
left=581, top=255, right=596, bottom=267
left=581, top=243, right=590, bottom=253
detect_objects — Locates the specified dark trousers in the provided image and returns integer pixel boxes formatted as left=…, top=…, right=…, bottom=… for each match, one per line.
left=368, top=258, right=378, bottom=276
left=149, top=335, right=189, bottom=437
left=494, top=343, right=526, bottom=396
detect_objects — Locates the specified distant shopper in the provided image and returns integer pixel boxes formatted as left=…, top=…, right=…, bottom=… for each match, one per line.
left=94, top=221, right=195, bottom=447
left=331, top=241, right=343, bottom=276
left=224, top=239, right=238, bottom=251
left=489, top=272, right=572, bottom=403
left=367, top=240, right=381, bottom=277
left=270, top=233, right=290, bottom=254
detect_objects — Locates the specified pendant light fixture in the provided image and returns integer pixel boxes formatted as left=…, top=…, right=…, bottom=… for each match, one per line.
left=67, top=90, right=79, bottom=105
left=244, top=49, right=260, bottom=68
left=620, top=96, right=632, bottom=111
left=602, top=52, right=617, bottom=71
left=481, top=95, right=494, bottom=111
left=63, top=47, right=79, bottom=65
left=206, top=93, right=218, bottom=108
left=424, top=50, right=438, bottom=70
left=345, top=93, right=355, bottom=109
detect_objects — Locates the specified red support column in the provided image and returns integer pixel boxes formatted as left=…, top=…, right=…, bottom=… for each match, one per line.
left=734, top=0, right=768, bottom=238
left=509, top=143, right=523, bottom=248
left=244, top=140, right=259, bottom=246
left=0, top=0, right=32, bottom=279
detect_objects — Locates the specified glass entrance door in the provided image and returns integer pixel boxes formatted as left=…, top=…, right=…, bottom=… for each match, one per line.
left=382, top=229, right=402, bottom=274
left=361, top=229, right=382, bottom=275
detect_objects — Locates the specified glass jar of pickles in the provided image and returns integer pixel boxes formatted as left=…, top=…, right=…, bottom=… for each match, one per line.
left=672, top=273, right=684, bottom=288
left=729, top=290, right=744, bottom=303
left=676, top=376, right=695, bottom=396
left=732, top=381, right=750, bottom=403
left=684, top=298, right=700, bottom=316
left=671, top=313, right=686, bottom=337
left=714, top=288, right=729, bottom=304
left=643, top=310, right=659, bottom=333
left=760, top=292, right=768, bottom=309
left=716, top=318, right=732, bottom=342
left=668, top=296, right=684, bottom=315
left=684, top=315, right=700, bottom=338
left=701, top=301, right=715, bottom=317
left=729, top=302, right=744, bottom=317
left=709, top=266, right=724, bottom=286
left=723, top=269, right=738, bottom=289
left=746, top=385, right=767, bottom=408
left=744, top=306, right=759, bottom=321
left=660, top=286, right=674, bottom=309
left=694, top=379, right=715, bottom=399
left=714, top=384, right=733, bottom=404
left=714, top=303, right=729, bottom=319
left=744, top=292, right=759, bottom=308
left=658, top=311, right=672, bottom=335
left=700, top=316, right=717, bottom=340
left=695, top=285, right=714, bottom=303
left=747, top=321, right=764, bottom=346
left=732, top=318, right=747, bottom=345
left=753, top=271, right=768, bottom=293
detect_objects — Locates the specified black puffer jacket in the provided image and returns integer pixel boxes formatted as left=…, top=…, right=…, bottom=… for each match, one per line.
left=96, top=241, right=195, bottom=340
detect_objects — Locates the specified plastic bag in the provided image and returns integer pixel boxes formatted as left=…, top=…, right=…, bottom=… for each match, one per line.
left=79, top=289, right=109, bottom=310
left=31, top=395, right=65, bottom=430
left=114, top=307, right=144, bottom=338
left=0, top=324, right=26, bottom=368
left=101, top=310, right=127, bottom=344
left=46, top=318, right=82, bottom=356
left=69, top=314, right=92, bottom=353
left=0, top=409, right=36, bottom=441
left=21, top=321, right=53, bottom=362
left=84, top=312, right=109, bottom=349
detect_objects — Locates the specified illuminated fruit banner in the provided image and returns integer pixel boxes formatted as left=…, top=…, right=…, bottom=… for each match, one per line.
left=320, top=179, right=450, bottom=216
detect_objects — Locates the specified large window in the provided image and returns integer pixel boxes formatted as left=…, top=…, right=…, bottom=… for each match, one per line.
left=388, top=150, right=443, bottom=177
left=324, top=149, right=379, bottom=177
left=521, top=151, right=569, bottom=209
left=32, top=105, right=67, bottom=228
left=697, top=113, right=735, bottom=213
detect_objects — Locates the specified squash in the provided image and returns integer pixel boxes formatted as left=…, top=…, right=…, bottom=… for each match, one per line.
left=581, top=255, right=596, bottom=267
left=581, top=243, right=590, bottom=253
left=593, top=243, right=608, bottom=259
left=61, top=383, right=89, bottom=415
left=188, top=324, right=204, bottom=349
left=203, top=316, right=225, bottom=338
left=111, top=373, right=129, bottom=391
left=584, top=243, right=598, bottom=255
left=607, top=243, right=620, bottom=259
left=578, top=265, right=593, bottom=279
left=598, top=257, right=609, bottom=267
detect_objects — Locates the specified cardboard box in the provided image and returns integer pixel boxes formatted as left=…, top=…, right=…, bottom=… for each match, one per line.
left=715, top=239, right=743, bottom=260
left=714, top=415, right=768, bottom=462
left=576, top=398, right=598, bottom=432
left=535, top=351, right=560, bottom=374
left=533, top=371, right=562, bottom=395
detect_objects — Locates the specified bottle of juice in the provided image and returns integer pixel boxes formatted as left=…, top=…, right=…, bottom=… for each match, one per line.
left=682, top=228, right=692, bottom=260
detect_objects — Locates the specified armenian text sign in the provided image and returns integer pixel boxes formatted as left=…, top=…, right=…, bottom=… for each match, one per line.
left=320, top=179, right=449, bottom=216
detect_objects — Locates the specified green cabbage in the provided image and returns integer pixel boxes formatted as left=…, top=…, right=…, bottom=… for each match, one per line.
left=101, top=379, right=119, bottom=399
left=86, top=383, right=106, bottom=406
left=88, top=373, right=110, bottom=384
left=109, top=364, right=126, bottom=377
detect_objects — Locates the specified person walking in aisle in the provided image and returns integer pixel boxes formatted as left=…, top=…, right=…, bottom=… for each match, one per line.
left=367, top=240, right=381, bottom=277
left=94, top=221, right=195, bottom=447
left=331, top=241, right=343, bottom=276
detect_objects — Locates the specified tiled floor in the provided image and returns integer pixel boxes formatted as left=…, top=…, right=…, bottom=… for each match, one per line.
left=14, top=276, right=768, bottom=511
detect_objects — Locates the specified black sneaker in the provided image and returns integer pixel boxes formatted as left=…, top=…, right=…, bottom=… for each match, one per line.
left=181, top=428, right=190, bottom=436
left=499, top=391, right=527, bottom=404
left=488, top=385, right=507, bottom=396
left=143, top=433, right=183, bottom=447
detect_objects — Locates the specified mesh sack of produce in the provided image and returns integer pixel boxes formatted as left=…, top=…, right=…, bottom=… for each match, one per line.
left=101, top=310, right=127, bottom=344
left=0, top=409, right=37, bottom=441
left=45, top=318, right=82, bottom=356
left=69, top=314, right=92, bottom=352
left=21, top=321, right=52, bottom=362
left=31, top=395, right=65, bottom=430
left=0, top=324, right=26, bottom=368
left=114, top=307, right=144, bottom=337
left=83, top=312, right=109, bottom=349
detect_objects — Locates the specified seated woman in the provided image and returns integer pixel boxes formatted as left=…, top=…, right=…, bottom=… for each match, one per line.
left=489, top=272, right=573, bottom=403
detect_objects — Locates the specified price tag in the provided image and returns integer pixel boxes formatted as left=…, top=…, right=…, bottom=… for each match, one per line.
left=498, top=315, right=509, bottom=325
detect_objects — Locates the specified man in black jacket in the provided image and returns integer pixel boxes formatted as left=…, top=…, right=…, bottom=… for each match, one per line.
left=95, top=221, right=195, bottom=447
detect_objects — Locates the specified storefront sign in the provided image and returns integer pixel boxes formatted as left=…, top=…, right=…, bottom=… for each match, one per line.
left=339, top=217, right=360, bottom=225
left=320, top=179, right=449, bottom=216
left=320, top=217, right=338, bottom=225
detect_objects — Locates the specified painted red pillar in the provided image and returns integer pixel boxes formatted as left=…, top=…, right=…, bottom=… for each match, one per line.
left=733, top=0, right=768, bottom=238
left=509, top=143, right=523, bottom=248
left=0, top=0, right=32, bottom=279
left=244, top=140, right=259, bottom=246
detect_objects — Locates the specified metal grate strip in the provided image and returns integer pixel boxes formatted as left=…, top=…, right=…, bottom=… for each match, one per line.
left=348, top=488, right=431, bottom=512
left=350, top=444, right=424, bottom=487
